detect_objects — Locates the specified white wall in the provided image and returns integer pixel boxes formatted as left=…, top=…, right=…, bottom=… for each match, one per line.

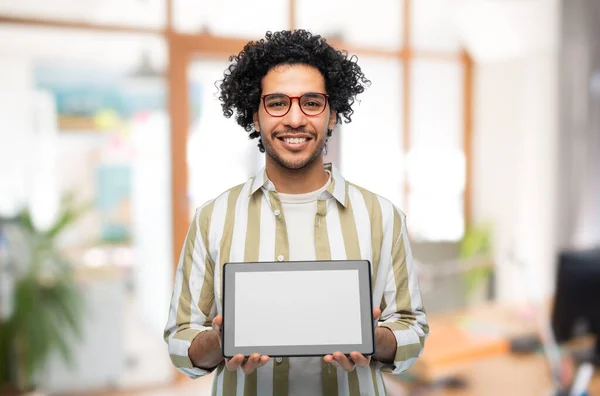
left=130, top=111, right=173, bottom=336
left=0, top=58, right=34, bottom=217
left=465, top=0, right=561, bottom=303
left=129, top=111, right=175, bottom=387
left=473, top=54, right=559, bottom=302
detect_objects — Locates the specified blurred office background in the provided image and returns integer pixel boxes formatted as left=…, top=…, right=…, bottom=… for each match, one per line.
left=0, top=0, right=599, bottom=395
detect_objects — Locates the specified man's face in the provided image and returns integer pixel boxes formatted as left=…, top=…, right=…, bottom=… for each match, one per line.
left=253, top=64, right=337, bottom=171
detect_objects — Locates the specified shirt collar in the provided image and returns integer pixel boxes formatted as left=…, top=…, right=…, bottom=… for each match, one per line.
left=249, top=162, right=349, bottom=207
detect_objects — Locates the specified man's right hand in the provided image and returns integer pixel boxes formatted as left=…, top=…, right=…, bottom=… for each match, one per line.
left=212, top=315, right=271, bottom=374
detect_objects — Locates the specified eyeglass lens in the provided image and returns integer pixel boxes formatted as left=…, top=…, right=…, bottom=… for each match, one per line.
left=263, top=93, right=327, bottom=117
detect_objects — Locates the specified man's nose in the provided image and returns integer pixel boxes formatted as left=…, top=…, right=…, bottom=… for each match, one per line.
left=284, top=100, right=308, bottom=128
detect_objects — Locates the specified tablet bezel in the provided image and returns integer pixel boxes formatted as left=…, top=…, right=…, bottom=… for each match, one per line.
left=221, top=260, right=374, bottom=358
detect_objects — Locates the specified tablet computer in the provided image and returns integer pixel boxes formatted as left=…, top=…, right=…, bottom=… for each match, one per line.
left=222, top=260, right=374, bottom=358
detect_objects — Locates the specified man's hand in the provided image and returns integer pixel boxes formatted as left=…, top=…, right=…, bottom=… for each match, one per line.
left=323, top=307, right=382, bottom=371
left=212, top=315, right=270, bottom=374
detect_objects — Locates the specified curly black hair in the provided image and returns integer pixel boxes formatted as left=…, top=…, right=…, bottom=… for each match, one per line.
left=218, top=29, right=371, bottom=152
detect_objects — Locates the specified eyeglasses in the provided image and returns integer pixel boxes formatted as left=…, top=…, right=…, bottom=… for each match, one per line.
left=261, top=93, right=329, bottom=117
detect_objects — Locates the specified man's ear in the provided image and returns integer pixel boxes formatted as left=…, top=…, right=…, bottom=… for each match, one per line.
left=253, top=112, right=260, bottom=132
left=328, top=110, right=337, bottom=130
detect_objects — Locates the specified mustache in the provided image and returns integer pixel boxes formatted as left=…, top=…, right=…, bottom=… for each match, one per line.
left=272, top=128, right=317, bottom=137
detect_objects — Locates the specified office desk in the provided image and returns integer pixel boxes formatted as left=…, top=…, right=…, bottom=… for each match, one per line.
left=386, top=354, right=599, bottom=396
left=385, top=302, right=600, bottom=396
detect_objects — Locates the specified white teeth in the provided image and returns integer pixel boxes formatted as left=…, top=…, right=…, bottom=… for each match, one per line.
left=283, top=137, right=307, bottom=144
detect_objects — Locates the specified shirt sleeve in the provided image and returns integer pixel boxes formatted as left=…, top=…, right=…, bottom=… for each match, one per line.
left=376, top=210, right=429, bottom=375
left=163, top=206, right=218, bottom=378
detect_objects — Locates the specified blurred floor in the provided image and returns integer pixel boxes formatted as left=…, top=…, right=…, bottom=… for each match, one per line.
left=67, top=374, right=213, bottom=396
left=72, top=373, right=410, bottom=396
left=120, top=291, right=173, bottom=389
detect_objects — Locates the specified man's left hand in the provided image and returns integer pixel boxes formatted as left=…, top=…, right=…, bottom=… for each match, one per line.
left=323, top=307, right=381, bottom=371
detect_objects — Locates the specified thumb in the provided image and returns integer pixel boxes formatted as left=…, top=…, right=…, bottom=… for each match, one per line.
left=373, top=307, right=381, bottom=322
left=212, top=315, right=223, bottom=331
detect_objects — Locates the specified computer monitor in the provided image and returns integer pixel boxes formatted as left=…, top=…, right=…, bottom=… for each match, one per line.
left=551, top=247, right=600, bottom=366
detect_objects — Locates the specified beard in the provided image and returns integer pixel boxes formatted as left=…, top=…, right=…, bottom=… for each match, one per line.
left=261, top=127, right=327, bottom=171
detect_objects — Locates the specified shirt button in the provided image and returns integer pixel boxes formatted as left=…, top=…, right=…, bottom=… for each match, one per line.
left=276, top=357, right=283, bottom=363
left=274, top=209, right=280, bottom=216
left=277, top=255, right=284, bottom=261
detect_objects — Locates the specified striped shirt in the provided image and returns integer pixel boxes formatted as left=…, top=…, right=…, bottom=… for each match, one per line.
left=164, top=163, right=429, bottom=396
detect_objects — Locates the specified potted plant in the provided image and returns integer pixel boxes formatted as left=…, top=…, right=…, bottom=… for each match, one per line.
left=459, top=223, right=494, bottom=305
left=0, top=194, right=87, bottom=395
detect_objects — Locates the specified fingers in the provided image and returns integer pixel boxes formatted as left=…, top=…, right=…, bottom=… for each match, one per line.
left=240, top=354, right=270, bottom=375
left=226, top=354, right=271, bottom=374
left=350, top=351, right=371, bottom=368
left=240, top=354, right=260, bottom=374
left=211, top=315, right=224, bottom=348
left=372, top=307, right=381, bottom=322
left=323, top=352, right=371, bottom=371
left=329, top=352, right=356, bottom=372
left=225, top=354, right=245, bottom=371
left=259, top=355, right=271, bottom=366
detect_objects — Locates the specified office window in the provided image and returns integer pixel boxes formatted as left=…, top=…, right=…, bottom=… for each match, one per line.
left=0, top=0, right=166, bottom=28
left=0, top=25, right=167, bottom=77
left=174, top=0, right=288, bottom=38
left=407, top=190, right=465, bottom=241
left=340, top=57, right=404, bottom=209
left=410, top=60, right=463, bottom=149
left=411, top=0, right=461, bottom=52
left=408, top=60, right=465, bottom=241
left=187, top=58, right=264, bottom=213
left=296, top=0, right=404, bottom=50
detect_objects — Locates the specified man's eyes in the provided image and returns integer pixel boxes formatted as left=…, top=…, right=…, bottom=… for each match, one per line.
left=267, top=101, right=288, bottom=107
left=303, top=101, right=321, bottom=107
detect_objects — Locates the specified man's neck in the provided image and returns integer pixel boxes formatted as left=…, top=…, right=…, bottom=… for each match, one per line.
left=265, top=157, right=329, bottom=194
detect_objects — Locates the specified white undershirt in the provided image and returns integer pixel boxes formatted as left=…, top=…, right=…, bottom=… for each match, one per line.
left=277, top=172, right=331, bottom=396
left=278, top=174, right=330, bottom=262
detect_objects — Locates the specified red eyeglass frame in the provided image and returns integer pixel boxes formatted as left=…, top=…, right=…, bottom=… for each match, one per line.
left=260, top=93, right=330, bottom=117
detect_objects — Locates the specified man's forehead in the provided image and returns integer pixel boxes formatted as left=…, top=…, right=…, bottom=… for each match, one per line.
left=261, top=63, right=326, bottom=92
left=267, top=62, right=319, bottom=73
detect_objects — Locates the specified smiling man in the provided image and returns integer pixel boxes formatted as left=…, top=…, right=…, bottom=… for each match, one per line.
left=255, top=64, right=333, bottom=192
left=164, top=30, right=428, bottom=396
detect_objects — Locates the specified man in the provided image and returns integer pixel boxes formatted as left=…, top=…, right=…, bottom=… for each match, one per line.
left=164, top=29, right=428, bottom=396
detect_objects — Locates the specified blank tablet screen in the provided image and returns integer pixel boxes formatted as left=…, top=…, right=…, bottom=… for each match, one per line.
left=222, top=260, right=374, bottom=358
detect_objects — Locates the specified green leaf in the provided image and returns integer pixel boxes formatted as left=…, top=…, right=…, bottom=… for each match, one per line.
left=44, top=195, right=91, bottom=240
left=459, top=223, right=494, bottom=299
left=459, top=223, right=492, bottom=259
left=0, top=321, right=16, bottom=386
left=3, top=191, right=88, bottom=389
left=15, top=210, right=35, bottom=233
left=45, top=281, right=84, bottom=339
